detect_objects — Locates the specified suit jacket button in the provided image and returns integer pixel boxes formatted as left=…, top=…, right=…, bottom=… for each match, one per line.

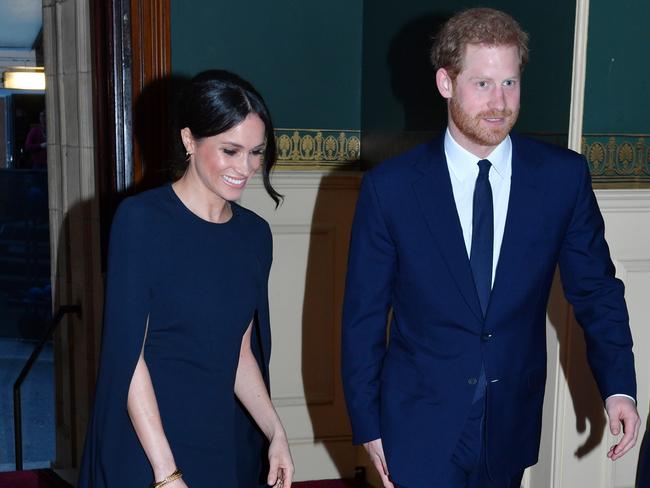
left=468, top=378, right=478, bottom=385
left=482, top=332, right=493, bottom=341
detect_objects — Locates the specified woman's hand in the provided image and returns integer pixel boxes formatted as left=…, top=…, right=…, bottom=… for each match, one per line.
left=235, top=322, right=294, bottom=486
left=267, top=429, right=294, bottom=487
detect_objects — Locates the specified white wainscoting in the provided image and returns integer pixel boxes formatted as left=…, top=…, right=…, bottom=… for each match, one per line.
left=241, top=171, right=367, bottom=482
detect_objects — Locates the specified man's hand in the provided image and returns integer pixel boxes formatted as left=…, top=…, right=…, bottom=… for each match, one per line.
left=364, top=438, right=394, bottom=488
left=605, top=396, right=641, bottom=460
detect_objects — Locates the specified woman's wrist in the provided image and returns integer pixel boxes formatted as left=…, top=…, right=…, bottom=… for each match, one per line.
left=151, top=467, right=183, bottom=487
left=268, top=423, right=287, bottom=442
left=152, top=462, right=178, bottom=481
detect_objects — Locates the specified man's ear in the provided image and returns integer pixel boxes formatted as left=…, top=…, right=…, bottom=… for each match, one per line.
left=180, top=127, right=194, bottom=154
left=435, top=68, right=453, bottom=99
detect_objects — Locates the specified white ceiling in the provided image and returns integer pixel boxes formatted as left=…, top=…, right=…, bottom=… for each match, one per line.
left=0, top=0, right=42, bottom=49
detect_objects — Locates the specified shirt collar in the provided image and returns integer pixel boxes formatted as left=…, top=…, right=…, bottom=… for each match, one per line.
left=444, top=128, right=512, bottom=182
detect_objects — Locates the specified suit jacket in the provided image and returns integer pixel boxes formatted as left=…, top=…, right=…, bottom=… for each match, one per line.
left=341, top=134, right=636, bottom=485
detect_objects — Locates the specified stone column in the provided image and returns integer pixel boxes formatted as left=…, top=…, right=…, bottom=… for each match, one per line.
left=43, top=0, right=103, bottom=469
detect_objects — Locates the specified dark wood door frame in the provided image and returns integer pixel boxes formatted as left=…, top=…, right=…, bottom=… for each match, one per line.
left=130, top=0, right=172, bottom=188
left=91, top=0, right=170, bottom=258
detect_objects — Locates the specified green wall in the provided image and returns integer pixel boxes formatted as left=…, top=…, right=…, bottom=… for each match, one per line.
left=171, top=0, right=363, bottom=130
left=172, top=1, right=574, bottom=135
left=361, top=2, right=449, bottom=132
left=361, top=0, right=575, bottom=135
left=583, top=0, right=649, bottom=133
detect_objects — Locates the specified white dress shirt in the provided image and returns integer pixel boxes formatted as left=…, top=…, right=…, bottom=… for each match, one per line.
left=444, top=128, right=511, bottom=284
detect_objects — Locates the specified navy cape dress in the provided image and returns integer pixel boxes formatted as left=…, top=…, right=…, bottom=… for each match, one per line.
left=78, top=184, right=273, bottom=487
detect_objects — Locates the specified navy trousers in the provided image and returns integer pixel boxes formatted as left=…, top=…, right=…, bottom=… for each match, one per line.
left=393, top=398, right=523, bottom=488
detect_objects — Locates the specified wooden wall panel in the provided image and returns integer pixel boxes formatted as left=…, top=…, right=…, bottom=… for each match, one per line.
left=130, top=0, right=172, bottom=190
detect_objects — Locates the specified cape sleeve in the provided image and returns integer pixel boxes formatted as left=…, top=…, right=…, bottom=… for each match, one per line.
left=235, top=217, right=273, bottom=488
left=78, top=197, right=152, bottom=487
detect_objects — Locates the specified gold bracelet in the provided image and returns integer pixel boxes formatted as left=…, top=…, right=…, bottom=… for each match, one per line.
left=151, top=469, right=183, bottom=488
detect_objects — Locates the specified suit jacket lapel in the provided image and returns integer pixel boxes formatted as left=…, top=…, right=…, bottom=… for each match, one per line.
left=412, top=139, right=484, bottom=323
left=490, top=136, right=544, bottom=314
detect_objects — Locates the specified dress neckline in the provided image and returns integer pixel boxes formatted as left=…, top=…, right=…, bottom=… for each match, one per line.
left=167, top=183, right=237, bottom=226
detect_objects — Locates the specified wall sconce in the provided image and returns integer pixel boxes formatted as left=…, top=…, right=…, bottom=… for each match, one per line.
left=3, top=69, right=46, bottom=90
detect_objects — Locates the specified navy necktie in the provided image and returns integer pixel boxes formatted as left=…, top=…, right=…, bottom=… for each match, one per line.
left=470, top=159, right=493, bottom=316
left=470, top=159, right=492, bottom=403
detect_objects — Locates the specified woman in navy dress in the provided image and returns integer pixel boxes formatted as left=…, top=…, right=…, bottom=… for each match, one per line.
left=79, top=70, right=293, bottom=487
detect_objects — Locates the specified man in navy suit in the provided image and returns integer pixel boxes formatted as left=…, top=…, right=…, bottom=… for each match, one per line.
left=341, top=8, right=640, bottom=488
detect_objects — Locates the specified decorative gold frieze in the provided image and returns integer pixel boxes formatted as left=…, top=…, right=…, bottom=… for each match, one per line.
left=582, top=134, right=650, bottom=185
left=274, top=128, right=361, bottom=168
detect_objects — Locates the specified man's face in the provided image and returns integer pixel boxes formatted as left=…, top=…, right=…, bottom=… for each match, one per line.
left=436, top=43, right=521, bottom=157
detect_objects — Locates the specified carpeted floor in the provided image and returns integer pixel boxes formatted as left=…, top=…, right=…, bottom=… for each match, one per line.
left=0, top=469, right=72, bottom=488
left=294, top=481, right=357, bottom=487
left=0, top=471, right=364, bottom=488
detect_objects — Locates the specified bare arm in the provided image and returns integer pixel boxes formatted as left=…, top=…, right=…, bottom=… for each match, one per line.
left=235, top=321, right=294, bottom=487
left=128, top=353, right=187, bottom=486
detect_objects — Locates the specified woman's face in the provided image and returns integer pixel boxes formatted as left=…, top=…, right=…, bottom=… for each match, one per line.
left=181, top=113, right=266, bottom=203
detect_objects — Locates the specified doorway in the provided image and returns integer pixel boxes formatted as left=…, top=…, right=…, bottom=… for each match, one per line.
left=0, top=0, right=54, bottom=471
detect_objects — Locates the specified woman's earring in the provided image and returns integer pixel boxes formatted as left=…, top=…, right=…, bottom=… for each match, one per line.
left=184, top=151, right=192, bottom=162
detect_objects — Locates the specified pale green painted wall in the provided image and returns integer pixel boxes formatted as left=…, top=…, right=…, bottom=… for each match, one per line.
left=171, top=0, right=363, bottom=130
left=583, top=0, right=650, bottom=133
left=361, top=0, right=575, bottom=135
left=171, top=2, right=576, bottom=140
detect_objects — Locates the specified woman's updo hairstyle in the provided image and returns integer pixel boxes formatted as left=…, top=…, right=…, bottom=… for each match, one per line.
left=178, top=69, right=282, bottom=206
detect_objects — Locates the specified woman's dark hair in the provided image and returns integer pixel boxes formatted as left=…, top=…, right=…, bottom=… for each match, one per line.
left=178, top=69, right=282, bottom=206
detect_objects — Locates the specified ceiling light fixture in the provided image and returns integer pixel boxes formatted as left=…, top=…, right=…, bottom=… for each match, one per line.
left=3, top=68, right=45, bottom=90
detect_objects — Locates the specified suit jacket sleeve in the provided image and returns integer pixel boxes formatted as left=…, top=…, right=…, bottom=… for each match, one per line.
left=558, top=158, right=636, bottom=401
left=342, top=171, right=397, bottom=444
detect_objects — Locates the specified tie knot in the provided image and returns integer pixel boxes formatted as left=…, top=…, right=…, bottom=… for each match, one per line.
left=477, top=159, right=491, bottom=178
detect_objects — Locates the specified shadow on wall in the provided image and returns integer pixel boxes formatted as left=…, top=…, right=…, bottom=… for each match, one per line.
left=546, top=268, right=610, bottom=463
left=52, top=196, right=97, bottom=469
left=362, top=12, right=450, bottom=166
left=388, top=12, right=449, bottom=132
left=301, top=172, right=369, bottom=482
left=548, top=268, right=647, bottom=483
left=132, top=74, right=190, bottom=193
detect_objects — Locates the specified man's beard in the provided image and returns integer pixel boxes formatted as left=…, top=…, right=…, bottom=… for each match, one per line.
left=449, top=97, right=518, bottom=147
